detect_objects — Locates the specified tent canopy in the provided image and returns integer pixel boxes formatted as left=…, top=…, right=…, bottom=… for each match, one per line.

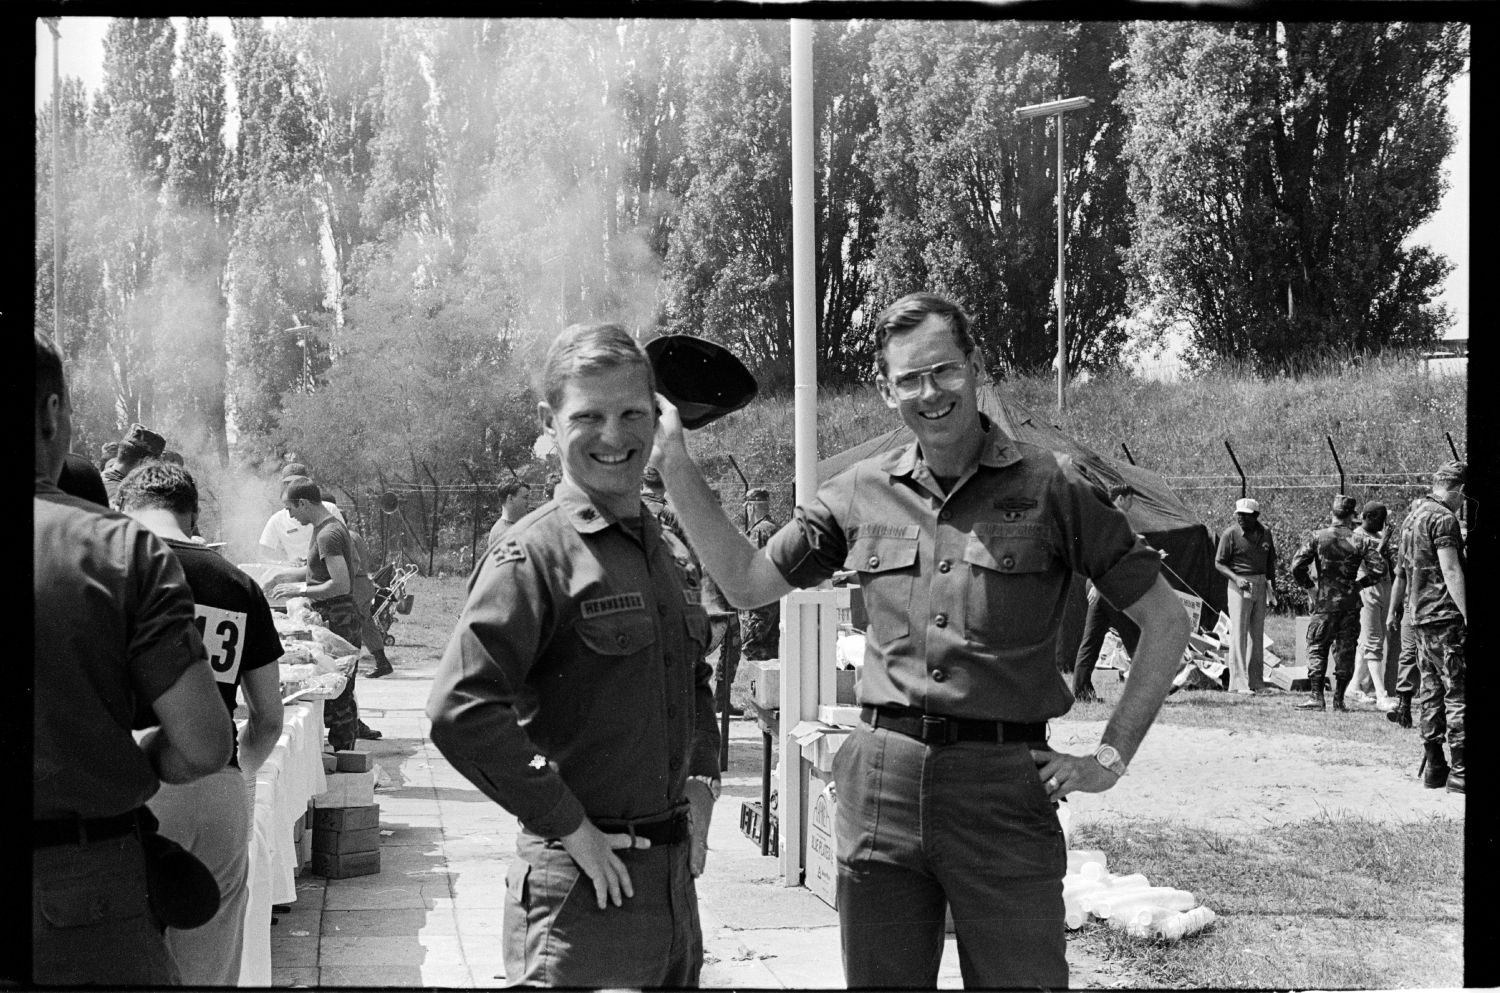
left=817, top=394, right=1227, bottom=626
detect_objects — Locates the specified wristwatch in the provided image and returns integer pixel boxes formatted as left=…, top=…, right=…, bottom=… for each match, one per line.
left=1094, top=744, right=1127, bottom=778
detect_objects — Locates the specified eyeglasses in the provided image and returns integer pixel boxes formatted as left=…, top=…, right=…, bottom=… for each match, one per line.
left=887, top=360, right=969, bottom=400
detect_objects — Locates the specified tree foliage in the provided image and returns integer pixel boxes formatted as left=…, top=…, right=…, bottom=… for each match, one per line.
left=1121, top=20, right=1466, bottom=372
left=39, top=17, right=1464, bottom=519
left=866, top=20, right=1134, bottom=375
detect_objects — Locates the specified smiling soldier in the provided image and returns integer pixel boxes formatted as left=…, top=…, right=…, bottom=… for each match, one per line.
left=427, top=323, right=720, bottom=987
left=656, top=292, right=1190, bottom=989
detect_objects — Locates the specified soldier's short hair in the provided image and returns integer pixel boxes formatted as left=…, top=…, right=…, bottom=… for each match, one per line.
left=541, top=323, right=655, bottom=411
left=1331, top=495, right=1357, bottom=518
left=1361, top=502, right=1388, bottom=529
left=281, top=475, right=322, bottom=505
left=1433, top=460, right=1466, bottom=486
left=498, top=479, right=530, bottom=502
left=872, top=293, right=976, bottom=378
left=117, top=462, right=199, bottom=516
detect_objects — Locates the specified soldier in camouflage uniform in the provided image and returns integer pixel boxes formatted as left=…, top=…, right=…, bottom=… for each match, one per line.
left=1290, top=495, right=1386, bottom=712
left=1386, top=461, right=1466, bottom=791
left=738, top=488, right=782, bottom=665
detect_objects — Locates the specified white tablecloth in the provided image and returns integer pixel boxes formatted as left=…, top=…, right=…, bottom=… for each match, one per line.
left=238, top=700, right=327, bottom=986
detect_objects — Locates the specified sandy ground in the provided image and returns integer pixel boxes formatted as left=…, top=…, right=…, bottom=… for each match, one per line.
left=1049, top=717, right=1465, bottom=833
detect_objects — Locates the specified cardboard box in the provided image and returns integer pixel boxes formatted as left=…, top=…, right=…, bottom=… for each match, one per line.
left=321, top=753, right=338, bottom=774
left=312, top=769, right=376, bottom=808
left=805, top=778, right=838, bottom=909
left=1294, top=616, right=1311, bottom=667
left=817, top=704, right=862, bottom=727
left=747, top=658, right=780, bottom=709
left=311, top=848, right=381, bottom=879
left=791, top=721, right=852, bottom=778
left=312, top=825, right=380, bottom=855
left=311, top=803, right=381, bottom=833
left=334, top=750, right=373, bottom=773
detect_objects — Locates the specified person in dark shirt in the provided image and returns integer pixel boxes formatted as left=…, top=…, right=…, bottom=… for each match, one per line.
left=118, top=462, right=286, bottom=985
left=272, top=476, right=377, bottom=748
left=1215, top=497, right=1279, bottom=694
left=33, top=331, right=229, bottom=985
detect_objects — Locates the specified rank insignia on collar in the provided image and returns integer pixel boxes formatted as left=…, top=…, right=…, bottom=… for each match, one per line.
left=491, top=538, right=526, bottom=564
left=578, top=507, right=597, bottom=521
left=995, top=496, right=1038, bottom=512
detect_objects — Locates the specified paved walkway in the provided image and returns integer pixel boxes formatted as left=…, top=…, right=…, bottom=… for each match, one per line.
left=269, top=659, right=1112, bottom=988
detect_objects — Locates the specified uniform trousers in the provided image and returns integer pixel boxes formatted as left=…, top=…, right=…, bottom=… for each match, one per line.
left=1416, top=620, right=1465, bottom=749
left=1305, top=604, right=1361, bottom=684
left=32, top=829, right=179, bottom=985
left=1225, top=576, right=1268, bottom=691
left=833, top=725, right=1067, bottom=990
left=1394, top=614, right=1420, bottom=696
left=503, top=830, right=702, bottom=987
left=1355, top=577, right=1395, bottom=701
left=149, top=766, right=251, bottom=985
left=312, top=595, right=364, bottom=750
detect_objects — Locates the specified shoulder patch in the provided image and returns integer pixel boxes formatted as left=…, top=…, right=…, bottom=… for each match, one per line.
left=581, top=592, right=647, bottom=619
left=490, top=537, right=526, bottom=565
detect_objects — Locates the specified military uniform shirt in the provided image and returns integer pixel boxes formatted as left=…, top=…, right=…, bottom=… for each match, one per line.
left=426, top=479, right=720, bottom=840
left=1396, top=495, right=1465, bottom=627
left=1290, top=522, right=1385, bottom=613
left=764, top=418, right=1162, bottom=723
left=34, top=481, right=207, bottom=818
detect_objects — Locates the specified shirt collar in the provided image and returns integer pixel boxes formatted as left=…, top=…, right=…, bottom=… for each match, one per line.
left=553, top=477, right=653, bottom=538
left=889, top=413, right=1023, bottom=479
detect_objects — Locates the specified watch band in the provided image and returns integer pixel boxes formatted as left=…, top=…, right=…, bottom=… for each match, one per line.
left=1094, top=744, right=1127, bottom=777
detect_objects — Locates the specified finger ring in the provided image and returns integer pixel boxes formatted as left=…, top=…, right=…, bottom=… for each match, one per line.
left=1046, top=777, right=1059, bottom=791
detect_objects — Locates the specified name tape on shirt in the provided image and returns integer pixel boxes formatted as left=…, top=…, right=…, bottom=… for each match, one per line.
left=194, top=604, right=248, bottom=684
left=581, top=592, right=647, bottom=619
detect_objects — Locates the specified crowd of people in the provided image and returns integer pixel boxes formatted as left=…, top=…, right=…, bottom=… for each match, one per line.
left=33, top=286, right=1465, bottom=987
left=31, top=330, right=398, bottom=984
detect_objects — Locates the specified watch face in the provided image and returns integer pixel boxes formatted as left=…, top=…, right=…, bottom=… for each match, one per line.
left=1096, top=745, right=1125, bottom=774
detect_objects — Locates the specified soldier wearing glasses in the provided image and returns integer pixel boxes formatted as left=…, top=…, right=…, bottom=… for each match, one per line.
left=655, top=292, right=1189, bottom=989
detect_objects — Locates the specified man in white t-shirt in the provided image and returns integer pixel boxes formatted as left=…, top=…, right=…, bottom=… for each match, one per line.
left=258, top=463, right=345, bottom=563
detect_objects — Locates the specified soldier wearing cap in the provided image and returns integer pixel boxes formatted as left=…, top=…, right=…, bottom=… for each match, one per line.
left=1386, top=461, right=1466, bottom=791
left=1215, top=496, right=1279, bottom=694
left=654, top=292, right=1190, bottom=989
left=1290, top=495, right=1387, bottom=711
left=737, top=487, right=781, bottom=668
left=102, top=423, right=166, bottom=506
left=426, top=323, right=720, bottom=987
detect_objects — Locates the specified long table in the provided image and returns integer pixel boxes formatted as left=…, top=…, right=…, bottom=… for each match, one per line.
left=238, top=699, right=328, bottom=986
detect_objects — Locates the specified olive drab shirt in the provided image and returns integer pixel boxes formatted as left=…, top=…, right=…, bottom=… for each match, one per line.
left=425, top=479, right=720, bottom=840
left=1290, top=522, right=1386, bottom=613
left=764, top=417, right=1162, bottom=723
left=1396, top=494, right=1465, bottom=627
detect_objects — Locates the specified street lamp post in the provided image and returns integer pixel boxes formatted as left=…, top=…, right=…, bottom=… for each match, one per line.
left=283, top=323, right=313, bottom=393
left=1015, top=95, right=1093, bottom=413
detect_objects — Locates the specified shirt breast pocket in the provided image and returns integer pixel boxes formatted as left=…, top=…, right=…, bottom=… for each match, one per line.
left=846, top=531, right=919, bottom=647
left=577, top=611, right=658, bottom=661
left=962, top=530, right=1059, bottom=647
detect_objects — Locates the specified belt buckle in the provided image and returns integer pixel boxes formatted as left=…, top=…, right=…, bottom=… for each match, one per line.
left=920, top=715, right=953, bottom=746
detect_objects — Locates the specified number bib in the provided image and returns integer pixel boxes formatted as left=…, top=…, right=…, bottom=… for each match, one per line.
left=194, top=604, right=247, bottom=684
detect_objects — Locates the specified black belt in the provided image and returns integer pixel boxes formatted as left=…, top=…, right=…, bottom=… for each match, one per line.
left=862, top=705, right=1047, bottom=747
left=592, top=809, right=691, bottom=847
left=33, top=809, right=140, bottom=848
